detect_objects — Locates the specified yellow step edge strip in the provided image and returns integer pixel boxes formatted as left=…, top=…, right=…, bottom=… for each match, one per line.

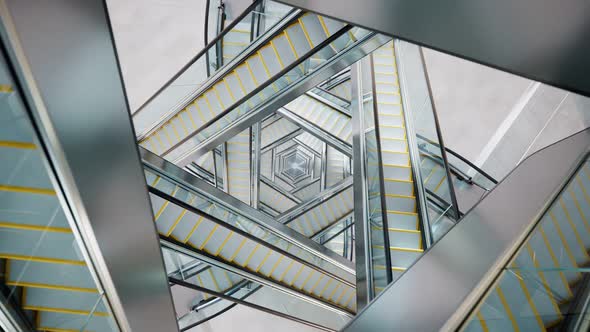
left=0, top=221, right=71, bottom=233
left=166, top=194, right=196, bottom=236
left=549, top=212, right=580, bottom=268
left=385, top=210, right=418, bottom=216
left=229, top=238, right=248, bottom=262
left=343, top=291, right=355, bottom=308
left=0, top=84, right=14, bottom=93
left=22, top=305, right=108, bottom=317
left=278, top=261, right=295, bottom=282
left=495, top=286, right=519, bottom=331
left=318, top=279, right=332, bottom=298
left=299, top=269, right=315, bottom=290
left=268, top=255, right=284, bottom=277
left=37, top=327, right=89, bottom=332
left=0, top=253, right=85, bottom=266
left=0, top=184, right=55, bottom=196
left=309, top=274, right=324, bottom=294
left=215, top=231, right=234, bottom=256
left=289, top=265, right=306, bottom=287
left=373, top=245, right=423, bottom=253
left=371, top=225, right=420, bottom=234
left=298, top=18, right=314, bottom=48
left=328, top=284, right=340, bottom=301
left=538, top=226, right=574, bottom=297
left=571, top=185, right=590, bottom=233
left=384, top=193, right=416, bottom=199
left=559, top=199, right=590, bottom=259
left=525, top=245, right=563, bottom=319
left=208, top=269, right=221, bottom=292
left=510, top=265, right=546, bottom=330
left=476, top=312, right=490, bottom=332
left=199, top=224, right=220, bottom=250
left=0, top=140, right=36, bottom=149
left=374, top=265, right=406, bottom=272
left=6, top=281, right=97, bottom=293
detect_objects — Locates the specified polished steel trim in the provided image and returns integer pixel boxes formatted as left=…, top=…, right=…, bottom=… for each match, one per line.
left=1, top=1, right=178, bottom=331
left=343, top=128, right=590, bottom=331
left=161, top=240, right=353, bottom=318
left=277, top=0, right=590, bottom=97
left=251, top=123, right=261, bottom=208
left=395, top=40, right=433, bottom=248
left=350, top=61, right=372, bottom=309
left=141, top=147, right=356, bottom=280
left=277, top=107, right=353, bottom=157
left=221, top=143, right=229, bottom=192
left=170, top=278, right=337, bottom=331
left=171, top=33, right=391, bottom=166
left=277, top=177, right=353, bottom=224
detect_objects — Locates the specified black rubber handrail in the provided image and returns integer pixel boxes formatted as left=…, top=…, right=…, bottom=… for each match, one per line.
left=417, top=133, right=498, bottom=185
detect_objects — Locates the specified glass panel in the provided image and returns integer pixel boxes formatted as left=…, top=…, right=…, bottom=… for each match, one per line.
left=393, top=40, right=459, bottom=225
left=163, top=248, right=349, bottom=331
left=462, top=159, right=590, bottom=331
left=0, top=42, right=119, bottom=331
left=132, top=0, right=294, bottom=136
left=164, top=27, right=373, bottom=162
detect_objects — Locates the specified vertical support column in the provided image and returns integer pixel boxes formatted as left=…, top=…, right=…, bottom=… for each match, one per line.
left=251, top=123, right=261, bottom=208
left=320, top=142, right=328, bottom=191
left=221, top=142, right=230, bottom=192
left=0, top=1, right=178, bottom=331
left=351, top=61, right=372, bottom=309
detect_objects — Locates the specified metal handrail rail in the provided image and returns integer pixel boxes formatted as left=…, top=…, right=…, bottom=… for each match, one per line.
left=171, top=278, right=335, bottom=331
left=153, top=187, right=354, bottom=316
left=159, top=23, right=350, bottom=156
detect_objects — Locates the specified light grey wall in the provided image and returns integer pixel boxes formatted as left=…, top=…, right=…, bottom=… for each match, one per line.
left=107, top=0, right=207, bottom=111
left=424, top=48, right=590, bottom=180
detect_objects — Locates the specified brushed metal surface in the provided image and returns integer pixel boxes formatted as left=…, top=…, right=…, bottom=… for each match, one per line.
left=2, top=1, right=179, bottom=330
left=277, top=0, right=590, bottom=97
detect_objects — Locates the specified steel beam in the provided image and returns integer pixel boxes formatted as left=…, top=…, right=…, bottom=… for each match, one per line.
left=0, top=1, right=178, bottom=330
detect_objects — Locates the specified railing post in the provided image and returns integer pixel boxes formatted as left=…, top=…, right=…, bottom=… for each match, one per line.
left=351, top=60, right=372, bottom=309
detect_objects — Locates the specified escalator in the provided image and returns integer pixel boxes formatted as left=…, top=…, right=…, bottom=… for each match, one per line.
left=369, top=42, right=424, bottom=281
left=141, top=148, right=358, bottom=319
left=343, top=127, right=590, bottom=331
left=136, top=8, right=357, bottom=156
left=0, top=59, right=117, bottom=331
left=463, top=159, right=590, bottom=331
